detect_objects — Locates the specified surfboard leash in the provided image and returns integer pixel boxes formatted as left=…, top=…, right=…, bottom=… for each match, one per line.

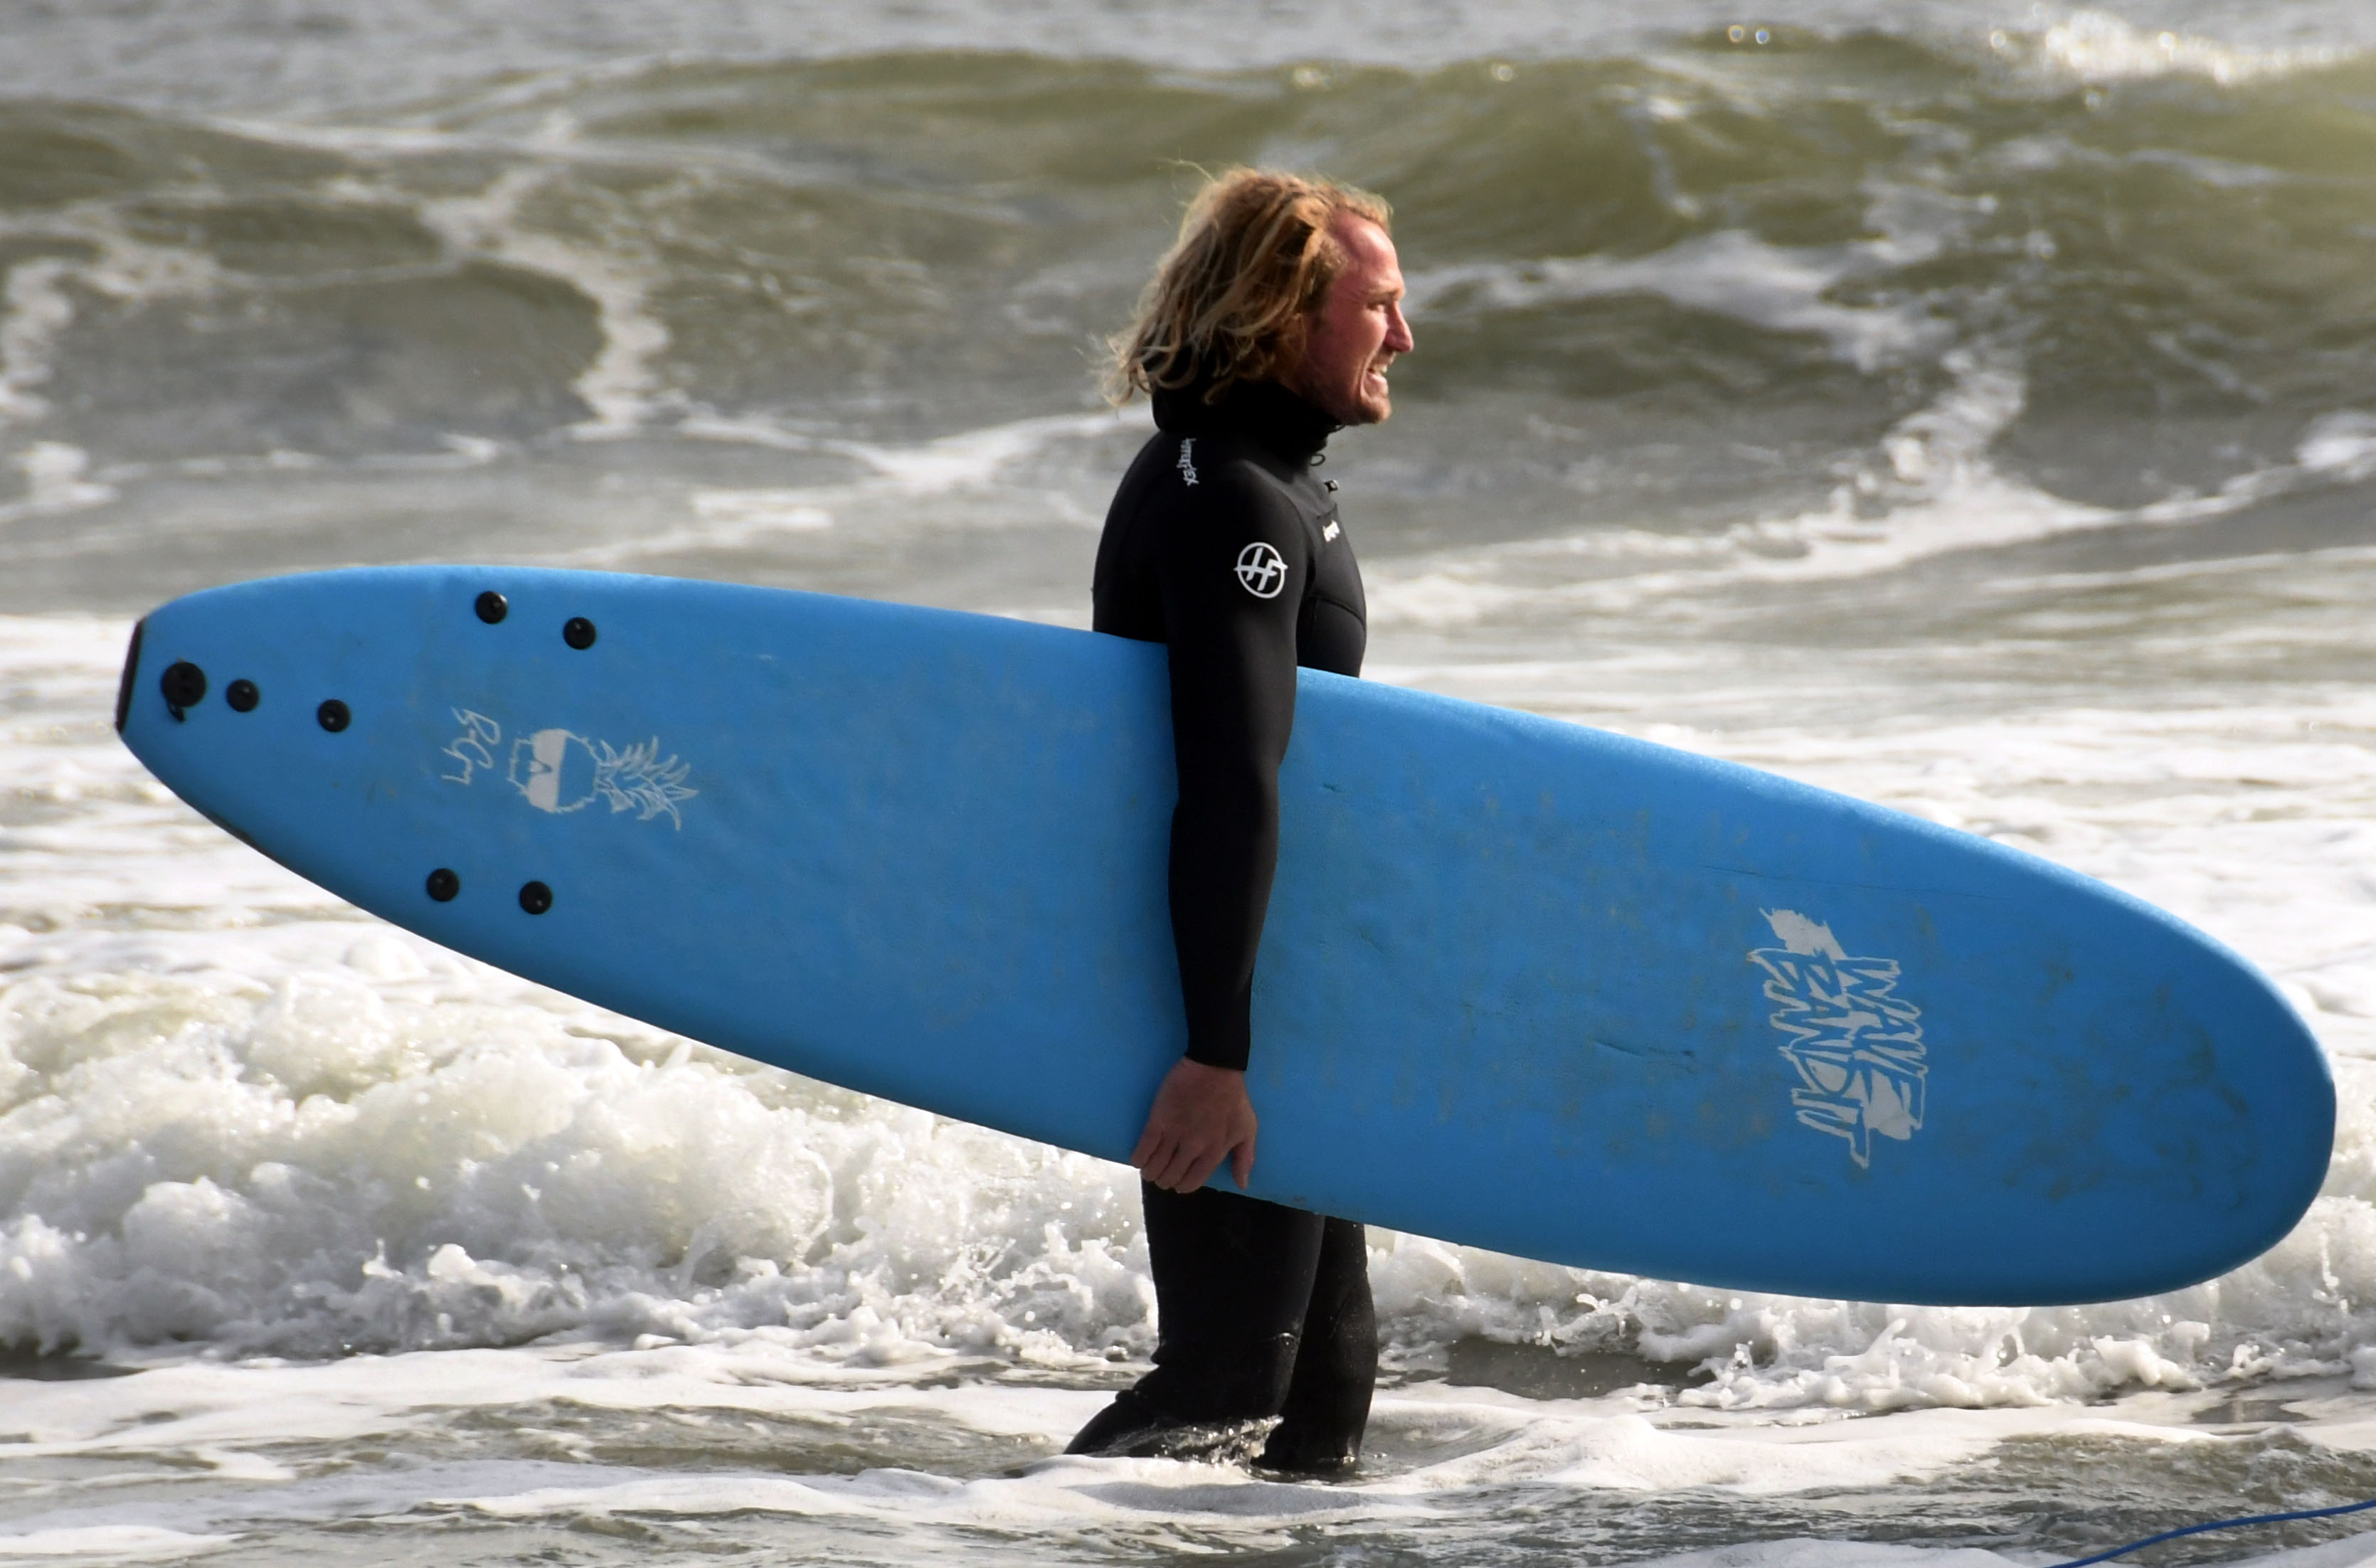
left=2044, top=1493, right=2376, bottom=1565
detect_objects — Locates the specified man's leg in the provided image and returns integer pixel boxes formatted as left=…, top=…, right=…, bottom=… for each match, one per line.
left=1065, top=1182, right=1325, bottom=1459
left=1257, top=1217, right=1375, bottom=1474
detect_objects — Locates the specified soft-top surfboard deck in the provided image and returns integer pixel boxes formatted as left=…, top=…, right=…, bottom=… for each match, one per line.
left=117, top=566, right=2333, bottom=1305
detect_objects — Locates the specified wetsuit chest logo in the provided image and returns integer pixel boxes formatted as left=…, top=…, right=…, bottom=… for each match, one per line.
left=1176, top=438, right=1199, bottom=487
left=1235, top=541, right=1289, bottom=599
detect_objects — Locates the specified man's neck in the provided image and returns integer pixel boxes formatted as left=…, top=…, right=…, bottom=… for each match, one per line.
left=1150, top=378, right=1337, bottom=466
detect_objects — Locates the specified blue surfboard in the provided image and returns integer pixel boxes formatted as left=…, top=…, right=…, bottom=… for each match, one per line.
left=115, top=566, right=2333, bottom=1305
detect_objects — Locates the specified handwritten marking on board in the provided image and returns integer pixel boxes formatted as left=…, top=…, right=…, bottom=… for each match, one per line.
left=1749, top=910, right=1928, bottom=1169
left=440, top=709, right=502, bottom=784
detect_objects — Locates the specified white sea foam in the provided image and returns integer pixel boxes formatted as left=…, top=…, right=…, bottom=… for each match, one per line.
left=17, top=0, right=2376, bottom=117
left=0, top=1344, right=2367, bottom=1564
left=0, top=260, right=75, bottom=427
left=688, top=489, right=837, bottom=534
left=2020, top=9, right=2357, bottom=87
left=0, top=1345, right=2200, bottom=1516
left=0, top=1526, right=235, bottom=1560
left=0, top=444, right=115, bottom=526
left=0, top=225, right=221, bottom=433
left=834, top=412, right=1133, bottom=497
left=1367, top=353, right=2101, bottom=629
left=2298, top=412, right=2376, bottom=480
left=1367, top=370, right=2376, bottom=637
left=673, top=408, right=1130, bottom=497
left=416, top=166, right=678, bottom=438
left=1409, top=230, right=1953, bottom=376
left=0, top=956, right=1157, bottom=1361
left=565, top=410, right=1131, bottom=563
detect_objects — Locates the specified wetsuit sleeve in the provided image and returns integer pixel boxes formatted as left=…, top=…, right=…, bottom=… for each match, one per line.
left=1156, top=471, right=1309, bottom=1072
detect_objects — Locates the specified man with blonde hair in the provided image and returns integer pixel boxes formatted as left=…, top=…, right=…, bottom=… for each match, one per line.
left=1068, top=168, right=1414, bottom=1471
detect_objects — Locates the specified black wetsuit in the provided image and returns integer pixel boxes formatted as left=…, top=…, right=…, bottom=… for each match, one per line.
left=1068, top=378, right=1377, bottom=1472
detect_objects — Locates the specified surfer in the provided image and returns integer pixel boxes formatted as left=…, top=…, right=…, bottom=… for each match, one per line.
left=1067, top=169, right=1412, bottom=1473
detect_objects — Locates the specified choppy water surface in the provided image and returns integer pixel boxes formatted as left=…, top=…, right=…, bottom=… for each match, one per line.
left=4, top=3, right=2376, bottom=1564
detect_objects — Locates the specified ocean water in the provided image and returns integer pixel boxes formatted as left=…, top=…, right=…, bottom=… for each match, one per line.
left=5, top=2, right=2376, bottom=1562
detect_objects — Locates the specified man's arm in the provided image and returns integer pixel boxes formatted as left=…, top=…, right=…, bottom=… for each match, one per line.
left=1131, top=470, right=1307, bottom=1192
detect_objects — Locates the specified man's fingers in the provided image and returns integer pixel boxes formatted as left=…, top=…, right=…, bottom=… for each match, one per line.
left=1135, top=1135, right=1171, bottom=1185
left=1133, top=1116, right=1194, bottom=1180
left=1147, top=1135, right=1204, bottom=1192
left=1140, top=1133, right=1251, bottom=1193
left=1172, top=1137, right=1222, bottom=1192
left=1175, top=1148, right=1222, bottom=1192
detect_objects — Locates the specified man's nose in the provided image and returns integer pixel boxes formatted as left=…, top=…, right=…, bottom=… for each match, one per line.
left=1385, top=303, right=1414, bottom=353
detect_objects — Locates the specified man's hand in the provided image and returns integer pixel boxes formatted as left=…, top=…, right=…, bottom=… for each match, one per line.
left=1130, top=1059, right=1257, bottom=1193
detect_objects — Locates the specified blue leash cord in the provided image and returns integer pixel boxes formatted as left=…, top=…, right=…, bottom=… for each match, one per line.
left=2047, top=1495, right=2376, bottom=1565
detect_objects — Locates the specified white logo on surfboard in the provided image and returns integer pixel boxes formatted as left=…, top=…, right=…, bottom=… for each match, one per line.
left=440, top=709, right=696, bottom=829
left=1749, top=910, right=1927, bottom=1168
left=1236, top=541, right=1288, bottom=598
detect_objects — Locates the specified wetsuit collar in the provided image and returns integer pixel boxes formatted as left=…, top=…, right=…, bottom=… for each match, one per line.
left=1151, top=378, right=1337, bottom=466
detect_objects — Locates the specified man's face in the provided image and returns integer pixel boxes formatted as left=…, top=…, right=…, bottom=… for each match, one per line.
left=1290, top=215, right=1413, bottom=426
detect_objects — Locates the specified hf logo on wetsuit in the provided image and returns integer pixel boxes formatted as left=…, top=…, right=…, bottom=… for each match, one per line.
left=1235, top=541, right=1289, bottom=599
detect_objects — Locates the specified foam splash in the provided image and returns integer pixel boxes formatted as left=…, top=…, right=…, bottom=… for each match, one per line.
left=1408, top=230, right=1953, bottom=376
left=0, top=1345, right=2098, bottom=1562
left=0, top=965, right=1156, bottom=1362
left=0, top=1341, right=2362, bottom=1567
left=2018, top=9, right=2357, bottom=87
left=1364, top=341, right=2376, bottom=636
left=0, top=443, right=115, bottom=525
left=1365, top=348, right=2100, bottom=630
left=416, top=165, right=677, bottom=438
left=0, top=223, right=222, bottom=432
left=566, top=410, right=1130, bottom=565
left=0, top=260, right=75, bottom=427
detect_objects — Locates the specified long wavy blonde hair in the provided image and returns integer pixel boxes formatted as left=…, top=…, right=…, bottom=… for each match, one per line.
left=1105, top=168, right=1392, bottom=406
